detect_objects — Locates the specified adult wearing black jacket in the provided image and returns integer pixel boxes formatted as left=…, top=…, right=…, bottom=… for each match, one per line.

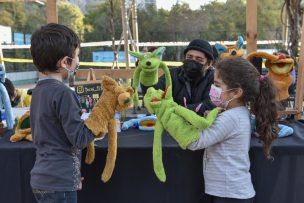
left=141, top=39, right=216, bottom=115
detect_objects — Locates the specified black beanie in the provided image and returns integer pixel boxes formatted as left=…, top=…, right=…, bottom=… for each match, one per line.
left=184, top=39, right=214, bottom=60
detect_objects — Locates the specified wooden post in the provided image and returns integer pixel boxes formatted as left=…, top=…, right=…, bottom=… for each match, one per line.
left=294, top=16, right=304, bottom=120
left=47, top=0, right=58, bottom=23
left=120, top=0, right=130, bottom=69
left=246, top=0, right=257, bottom=55
left=131, top=0, right=139, bottom=52
left=282, top=3, right=288, bottom=49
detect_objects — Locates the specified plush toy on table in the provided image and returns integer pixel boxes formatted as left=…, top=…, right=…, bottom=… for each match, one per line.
left=122, top=114, right=157, bottom=131
left=144, top=86, right=219, bottom=182
left=246, top=52, right=294, bottom=101
left=84, top=76, right=134, bottom=182
left=129, top=47, right=172, bottom=110
left=10, top=111, right=32, bottom=142
left=214, top=36, right=244, bottom=59
left=0, top=64, right=14, bottom=132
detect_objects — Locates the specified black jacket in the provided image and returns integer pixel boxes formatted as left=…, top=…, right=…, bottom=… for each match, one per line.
left=141, top=67, right=215, bottom=115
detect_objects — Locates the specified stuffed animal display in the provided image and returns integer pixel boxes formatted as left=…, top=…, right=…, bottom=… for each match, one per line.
left=246, top=52, right=294, bottom=101
left=122, top=115, right=157, bottom=131
left=214, top=36, right=244, bottom=59
left=84, top=76, right=134, bottom=182
left=129, top=47, right=172, bottom=109
left=0, top=64, right=14, bottom=130
left=10, top=111, right=32, bottom=142
left=144, top=86, right=219, bottom=182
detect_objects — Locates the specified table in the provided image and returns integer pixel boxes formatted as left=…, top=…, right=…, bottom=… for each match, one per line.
left=1, top=120, right=304, bottom=203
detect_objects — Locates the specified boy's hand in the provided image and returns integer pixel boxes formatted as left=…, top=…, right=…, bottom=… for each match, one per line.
left=78, top=177, right=84, bottom=191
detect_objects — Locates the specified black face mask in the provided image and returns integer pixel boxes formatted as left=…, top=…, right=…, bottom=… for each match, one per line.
left=11, top=95, right=21, bottom=107
left=183, top=59, right=204, bottom=80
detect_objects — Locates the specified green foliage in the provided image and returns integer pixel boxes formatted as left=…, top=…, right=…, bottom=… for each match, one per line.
left=58, top=2, right=86, bottom=40
left=84, top=0, right=122, bottom=42
left=0, top=0, right=286, bottom=71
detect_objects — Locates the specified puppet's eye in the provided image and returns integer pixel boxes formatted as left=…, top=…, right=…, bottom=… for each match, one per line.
left=144, top=54, right=150, bottom=59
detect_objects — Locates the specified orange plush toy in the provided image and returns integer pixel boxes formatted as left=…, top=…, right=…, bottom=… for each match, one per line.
left=247, top=52, right=294, bottom=101
left=10, top=111, right=32, bottom=142
left=214, top=36, right=244, bottom=59
left=84, top=76, right=134, bottom=182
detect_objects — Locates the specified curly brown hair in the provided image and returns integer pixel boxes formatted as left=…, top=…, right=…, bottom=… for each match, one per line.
left=216, top=57, right=279, bottom=159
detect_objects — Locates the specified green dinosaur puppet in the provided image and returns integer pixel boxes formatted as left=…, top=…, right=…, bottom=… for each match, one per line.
left=129, top=47, right=172, bottom=109
left=144, top=86, right=219, bottom=182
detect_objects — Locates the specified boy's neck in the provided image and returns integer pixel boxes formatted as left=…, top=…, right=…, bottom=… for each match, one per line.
left=40, top=71, right=62, bottom=81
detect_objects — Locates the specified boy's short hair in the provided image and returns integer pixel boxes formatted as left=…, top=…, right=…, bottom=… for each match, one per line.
left=30, top=23, right=80, bottom=73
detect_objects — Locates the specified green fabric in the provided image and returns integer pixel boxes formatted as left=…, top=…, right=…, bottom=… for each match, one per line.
left=129, top=47, right=172, bottom=107
left=144, top=87, right=219, bottom=182
left=20, top=116, right=30, bottom=129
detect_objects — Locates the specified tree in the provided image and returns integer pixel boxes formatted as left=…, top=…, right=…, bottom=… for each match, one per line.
left=202, top=0, right=246, bottom=41
left=84, top=1, right=122, bottom=42
left=282, top=0, right=304, bottom=58
left=58, top=1, right=87, bottom=40
left=257, top=0, right=284, bottom=41
left=0, top=2, right=27, bottom=31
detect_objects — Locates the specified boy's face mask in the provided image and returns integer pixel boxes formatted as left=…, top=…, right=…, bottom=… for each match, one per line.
left=209, top=84, right=235, bottom=108
left=64, top=57, right=79, bottom=85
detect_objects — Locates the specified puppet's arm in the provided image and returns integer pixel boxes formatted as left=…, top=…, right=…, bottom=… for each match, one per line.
left=101, top=119, right=117, bottom=183
left=0, top=83, right=14, bottom=129
left=160, top=62, right=172, bottom=87
left=174, top=105, right=219, bottom=129
left=132, top=67, right=142, bottom=107
left=153, top=120, right=166, bottom=182
left=10, top=132, right=27, bottom=142
left=25, top=133, right=32, bottom=142
left=85, top=141, right=95, bottom=164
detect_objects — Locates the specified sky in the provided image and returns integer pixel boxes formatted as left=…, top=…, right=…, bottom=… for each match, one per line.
left=156, top=0, right=224, bottom=10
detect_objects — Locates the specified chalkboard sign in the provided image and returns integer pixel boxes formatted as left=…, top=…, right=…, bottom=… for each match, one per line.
left=74, top=81, right=102, bottom=113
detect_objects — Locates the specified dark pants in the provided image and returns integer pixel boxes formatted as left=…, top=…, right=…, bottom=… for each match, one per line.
left=32, top=189, right=77, bottom=203
left=202, top=194, right=254, bottom=203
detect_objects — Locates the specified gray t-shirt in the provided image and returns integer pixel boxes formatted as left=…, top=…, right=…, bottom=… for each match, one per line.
left=30, top=78, right=95, bottom=191
left=188, top=106, right=255, bottom=199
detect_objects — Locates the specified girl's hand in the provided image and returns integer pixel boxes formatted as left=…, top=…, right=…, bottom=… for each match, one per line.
left=78, top=177, right=84, bottom=190
left=204, top=110, right=210, bottom=117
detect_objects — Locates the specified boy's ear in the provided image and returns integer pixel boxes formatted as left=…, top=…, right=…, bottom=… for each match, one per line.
left=152, top=47, right=166, bottom=59
left=129, top=51, right=143, bottom=59
left=59, top=56, right=70, bottom=69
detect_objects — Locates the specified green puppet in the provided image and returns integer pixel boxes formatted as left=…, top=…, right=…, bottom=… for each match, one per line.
left=129, top=47, right=172, bottom=109
left=144, top=86, right=219, bottom=182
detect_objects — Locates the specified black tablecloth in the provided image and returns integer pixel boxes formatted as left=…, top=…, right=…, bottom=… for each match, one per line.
left=1, top=120, right=304, bottom=203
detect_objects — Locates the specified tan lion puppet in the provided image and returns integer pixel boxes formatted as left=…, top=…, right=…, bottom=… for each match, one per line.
left=85, top=76, right=134, bottom=182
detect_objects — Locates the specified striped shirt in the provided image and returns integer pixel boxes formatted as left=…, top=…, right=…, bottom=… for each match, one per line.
left=188, top=106, right=255, bottom=199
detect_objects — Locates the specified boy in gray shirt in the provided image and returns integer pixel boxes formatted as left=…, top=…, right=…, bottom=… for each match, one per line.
left=30, top=23, right=103, bottom=203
